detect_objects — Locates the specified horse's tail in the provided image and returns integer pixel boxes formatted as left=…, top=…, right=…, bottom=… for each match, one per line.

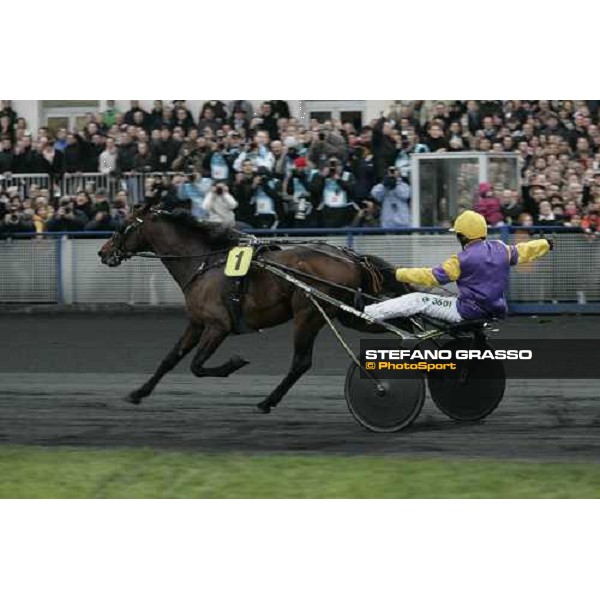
left=336, top=253, right=414, bottom=334
left=358, top=254, right=412, bottom=298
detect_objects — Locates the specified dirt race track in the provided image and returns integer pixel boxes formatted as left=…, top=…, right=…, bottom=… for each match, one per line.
left=1, top=311, right=600, bottom=461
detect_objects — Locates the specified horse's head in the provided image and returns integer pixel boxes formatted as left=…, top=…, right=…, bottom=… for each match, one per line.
left=98, top=206, right=151, bottom=267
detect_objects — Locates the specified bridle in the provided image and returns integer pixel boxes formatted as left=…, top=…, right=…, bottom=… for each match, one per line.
left=108, top=212, right=243, bottom=291
left=110, top=216, right=145, bottom=263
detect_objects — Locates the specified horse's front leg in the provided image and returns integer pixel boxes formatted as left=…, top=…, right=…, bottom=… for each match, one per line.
left=190, top=325, right=250, bottom=378
left=124, top=322, right=202, bottom=405
left=257, top=304, right=324, bottom=413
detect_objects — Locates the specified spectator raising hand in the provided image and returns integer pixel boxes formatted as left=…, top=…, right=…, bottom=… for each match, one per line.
left=202, top=183, right=238, bottom=226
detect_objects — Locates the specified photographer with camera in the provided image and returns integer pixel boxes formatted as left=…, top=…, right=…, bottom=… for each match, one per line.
left=247, top=166, right=284, bottom=229
left=177, top=170, right=212, bottom=220
left=202, top=182, right=238, bottom=226
left=286, top=157, right=316, bottom=227
left=1, top=201, right=34, bottom=236
left=206, top=138, right=233, bottom=185
left=369, top=166, right=411, bottom=228
left=85, top=189, right=116, bottom=231
left=172, top=130, right=207, bottom=173
left=310, top=157, right=356, bottom=228
left=233, top=131, right=275, bottom=173
left=144, top=174, right=181, bottom=211
left=46, top=197, right=88, bottom=232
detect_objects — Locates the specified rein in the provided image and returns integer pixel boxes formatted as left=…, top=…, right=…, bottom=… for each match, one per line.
left=113, top=212, right=393, bottom=296
left=256, top=258, right=383, bottom=302
left=126, top=249, right=230, bottom=260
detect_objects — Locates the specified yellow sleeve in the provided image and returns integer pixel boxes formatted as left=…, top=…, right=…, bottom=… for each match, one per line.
left=395, top=267, right=438, bottom=287
left=395, top=255, right=461, bottom=287
left=436, top=255, right=461, bottom=283
left=514, top=239, right=550, bottom=264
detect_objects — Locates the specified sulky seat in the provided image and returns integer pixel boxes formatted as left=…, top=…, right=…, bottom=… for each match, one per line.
left=419, top=316, right=499, bottom=334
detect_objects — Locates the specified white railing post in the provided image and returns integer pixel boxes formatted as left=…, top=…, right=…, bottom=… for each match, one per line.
left=411, top=154, right=420, bottom=227
left=479, top=153, right=489, bottom=184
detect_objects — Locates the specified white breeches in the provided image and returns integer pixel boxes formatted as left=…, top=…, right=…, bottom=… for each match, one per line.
left=364, top=292, right=463, bottom=324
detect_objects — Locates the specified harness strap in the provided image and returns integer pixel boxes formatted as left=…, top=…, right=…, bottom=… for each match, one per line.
left=181, top=257, right=227, bottom=292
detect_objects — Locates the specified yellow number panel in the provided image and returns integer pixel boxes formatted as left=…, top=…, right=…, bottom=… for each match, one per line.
left=225, top=246, right=254, bottom=277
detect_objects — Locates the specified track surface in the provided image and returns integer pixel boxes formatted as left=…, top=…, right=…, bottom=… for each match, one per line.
left=1, top=312, right=600, bottom=460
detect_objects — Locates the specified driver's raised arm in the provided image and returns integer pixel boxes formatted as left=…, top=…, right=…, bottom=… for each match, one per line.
left=506, top=239, right=551, bottom=265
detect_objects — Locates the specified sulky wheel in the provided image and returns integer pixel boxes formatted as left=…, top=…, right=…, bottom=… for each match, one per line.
left=427, top=338, right=506, bottom=422
left=345, top=362, right=425, bottom=433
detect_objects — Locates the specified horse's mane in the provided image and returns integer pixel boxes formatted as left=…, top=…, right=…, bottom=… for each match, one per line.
left=155, top=210, right=241, bottom=248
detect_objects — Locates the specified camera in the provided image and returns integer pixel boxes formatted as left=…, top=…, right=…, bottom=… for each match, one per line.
left=151, top=175, right=168, bottom=196
left=256, top=166, right=269, bottom=183
left=318, top=132, right=326, bottom=141
left=295, top=196, right=308, bottom=220
left=215, top=184, right=224, bottom=195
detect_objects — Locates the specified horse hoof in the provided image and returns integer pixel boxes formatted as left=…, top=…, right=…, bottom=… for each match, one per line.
left=256, top=402, right=271, bottom=414
left=123, top=393, right=142, bottom=405
left=232, top=355, right=250, bottom=369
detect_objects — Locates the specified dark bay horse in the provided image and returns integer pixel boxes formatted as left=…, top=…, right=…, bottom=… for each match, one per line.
left=98, top=206, right=408, bottom=413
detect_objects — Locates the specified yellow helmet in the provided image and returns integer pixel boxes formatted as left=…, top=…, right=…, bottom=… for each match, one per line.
left=451, top=210, right=487, bottom=240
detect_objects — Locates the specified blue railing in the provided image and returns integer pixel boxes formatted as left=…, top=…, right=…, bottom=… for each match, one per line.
left=2, top=225, right=588, bottom=239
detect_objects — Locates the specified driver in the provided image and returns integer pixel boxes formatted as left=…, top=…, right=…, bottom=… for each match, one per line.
left=364, top=210, right=553, bottom=324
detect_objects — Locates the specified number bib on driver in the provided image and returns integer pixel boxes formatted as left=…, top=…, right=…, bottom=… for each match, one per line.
left=225, top=246, right=254, bottom=277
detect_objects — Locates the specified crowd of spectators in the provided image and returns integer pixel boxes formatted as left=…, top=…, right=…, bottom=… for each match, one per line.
left=1, top=99, right=600, bottom=236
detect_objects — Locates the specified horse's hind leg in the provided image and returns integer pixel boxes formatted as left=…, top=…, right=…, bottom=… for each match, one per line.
left=190, top=325, right=250, bottom=378
left=125, top=322, right=201, bottom=405
left=257, top=305, right=324, bottom=414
